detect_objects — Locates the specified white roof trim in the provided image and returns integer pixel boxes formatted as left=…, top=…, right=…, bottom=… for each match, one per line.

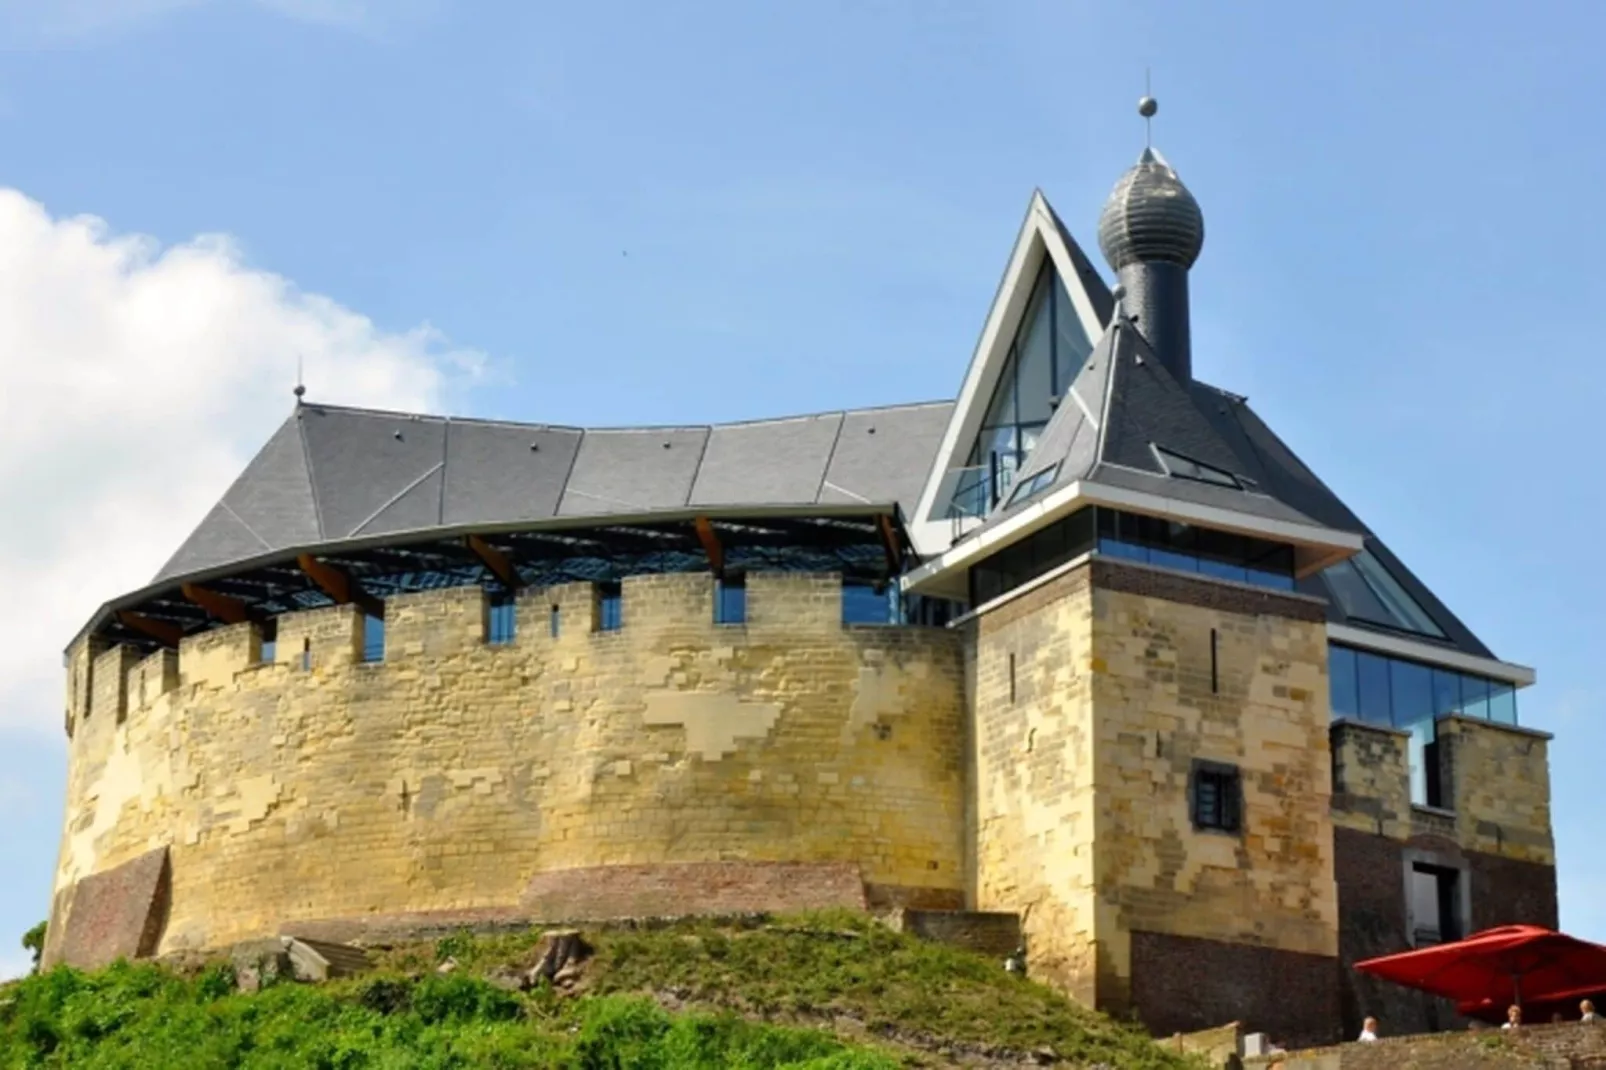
left=1327, top=624, right=1536, bottom=689
left=907, top=191, right=1107, bottom=558
left=902, top=477, right=1365, bottom=595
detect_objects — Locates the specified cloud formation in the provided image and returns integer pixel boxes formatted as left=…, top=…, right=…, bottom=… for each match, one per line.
left=0, top=188, right=479, bottom=736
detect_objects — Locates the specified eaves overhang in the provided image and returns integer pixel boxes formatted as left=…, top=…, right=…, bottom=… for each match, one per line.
left=901, top=477, right=1365, bottom=600
left=70, top=501, right=907, bottom=655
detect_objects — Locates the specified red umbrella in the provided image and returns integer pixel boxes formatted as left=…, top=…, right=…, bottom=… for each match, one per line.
left=1354, top=926, right=1606, bottom=1012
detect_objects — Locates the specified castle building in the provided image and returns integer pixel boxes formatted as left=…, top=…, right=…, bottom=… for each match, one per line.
left=44, top=103, right=1551, bottom=1046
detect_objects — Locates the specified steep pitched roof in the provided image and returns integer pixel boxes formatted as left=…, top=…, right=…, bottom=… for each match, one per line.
left=154, top=400, right=953, bottom=583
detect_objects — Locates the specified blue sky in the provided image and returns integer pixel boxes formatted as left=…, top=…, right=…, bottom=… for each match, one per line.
left=1, top=0, right=1603, bottom=977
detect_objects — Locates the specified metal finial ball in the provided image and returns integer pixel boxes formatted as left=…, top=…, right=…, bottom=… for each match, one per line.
left=293, top=384, right=306, bottom=398
left=1138, top=96, right=1157, bottom=119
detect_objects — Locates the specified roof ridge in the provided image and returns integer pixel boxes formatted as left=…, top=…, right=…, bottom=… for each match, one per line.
left=297, top=398, right=954, bottom=434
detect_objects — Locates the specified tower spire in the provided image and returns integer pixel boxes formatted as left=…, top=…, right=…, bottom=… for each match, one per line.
left=1140, top=70, right=1156, bottom=148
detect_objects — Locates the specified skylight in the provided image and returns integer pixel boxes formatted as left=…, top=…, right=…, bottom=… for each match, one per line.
left=1152, top=445, right=1241, bottom=489
left=1321, top=548, right=1447, bottom=639
left=1006, top=464, right=1061, bottom=507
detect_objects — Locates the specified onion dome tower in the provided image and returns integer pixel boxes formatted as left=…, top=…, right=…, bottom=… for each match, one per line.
left=1096, top=95, right=1205, bottom=382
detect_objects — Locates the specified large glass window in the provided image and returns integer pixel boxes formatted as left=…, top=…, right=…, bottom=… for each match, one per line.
left=487, top=594, right=516, bottom=646
left=597, top=582, right=622, bottom=632
left=948, top=262, right=1094, bottom=518
left=715, top=574, right=747, bottom=625
left=1328, top=641, right=1522, bottom=806
left=969, top=507, right=1097, bottom=606
left=362, top=613, right=385, bottom=663
left=1321, top=548, right=1446, bottom=639
left=1094, top=509, right=1296, bottom=592
left=842, top=581, right=898, bottom=625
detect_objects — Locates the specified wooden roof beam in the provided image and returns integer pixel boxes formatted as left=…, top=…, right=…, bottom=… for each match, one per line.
left=114, top=610, right=184, bottom=648
left=465, top=535, right=522, bottom=591
left=875, top=515, right=902, bottom=578
left=180, top=583, right=254, bottom=625
left=694, top=516, right=724, bottom=579
left=296, top=554, right=385, bottom=620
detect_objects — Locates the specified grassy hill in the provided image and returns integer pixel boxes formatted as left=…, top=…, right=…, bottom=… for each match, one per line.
left=0, top=912, right=1209, bottom=1069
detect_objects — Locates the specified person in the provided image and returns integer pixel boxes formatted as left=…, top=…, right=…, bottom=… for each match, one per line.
left=1503, top=1005, right=1522, bottom=1030
left=1582, top=1000, right=1598, bottom=1023
left=1357, top=1017, right=1379, bottom=1042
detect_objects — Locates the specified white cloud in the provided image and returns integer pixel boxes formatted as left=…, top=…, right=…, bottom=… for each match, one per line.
left=0, top=188, right=479, bottom=736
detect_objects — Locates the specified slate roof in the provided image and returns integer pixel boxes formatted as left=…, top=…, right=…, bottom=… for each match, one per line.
left=979, top=310, right=1494, bottom=659
left=155, top=400, right=953, bottom=584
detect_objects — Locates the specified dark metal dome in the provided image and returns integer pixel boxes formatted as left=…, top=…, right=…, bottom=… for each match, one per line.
left=1097, top=146, right=1205, bottom=271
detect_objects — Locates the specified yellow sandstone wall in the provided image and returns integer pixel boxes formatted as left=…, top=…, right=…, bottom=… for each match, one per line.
left=47, top=572, right=965, bottom=958
left=970, top=558, right=1339, bottom=1026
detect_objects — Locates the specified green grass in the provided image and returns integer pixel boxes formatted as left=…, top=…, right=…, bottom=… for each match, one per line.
left=377, top=911, right=1206, bottom=1068
left=0, top=913, right=1209, bottom=1068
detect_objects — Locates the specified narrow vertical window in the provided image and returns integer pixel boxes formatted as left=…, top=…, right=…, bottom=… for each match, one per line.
left=549, top=604, right=561, bottom=638
left=1190, top=761, right=1242, bottom=834
left=300, top=637, right=312, bottom=672
left=487, top=593, right=517, bottom=646
left=362, top=613, right=385, bottom=663
left=260, top=619, right=277, bottom=665
left=597, top=582, right=622, bottom=632
left=715, top=574, right=747, bottom=625
left=1210, top=628, right=1219, bottom=694
left=1008, top=653, right=1017, bottom=704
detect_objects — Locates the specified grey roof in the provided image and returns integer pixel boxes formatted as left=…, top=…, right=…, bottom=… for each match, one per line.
left=979, top=310, right=1494, bottom=660
left=155, top=400, right=953, bottom=584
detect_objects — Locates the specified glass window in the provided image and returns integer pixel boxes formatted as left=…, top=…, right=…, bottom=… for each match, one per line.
left=843, top=581, right=897, bottom=625
left=549, top=604, right=560, bottom=638
left=715, top=575, right=747, bottom=625
left=259, top=620, right=277, bottom=665
left=1153, top=445, right=1241, bottom=489
left=1006, top=464, right=1060, bottom=507
left=1349, top=549, right=1446, bottom=638
left=1015, top=275, right=1056, bottom=425
left=1357, top=651, right=1392, bottom=725
left=1391, top=659, right=1435, bottom=805
left=1488, top=683, right=1517, bottom=725
left=487, top=595, right=516, bottom=646
left=362, top=613, right=385, bottom=663
left=1191, top=762, right=1242, bottom=833
left=1322, top=558, right=1392, bottom=624
left=1432, top=668, right=1463, bottom=719
left=1460, top=674, right=1490, bottom=720
left=597, top=583, right=622, bottom=632
left=1330, top=645, right=1360, bottom=720
left=1052, top=274, right=1093, bottom=396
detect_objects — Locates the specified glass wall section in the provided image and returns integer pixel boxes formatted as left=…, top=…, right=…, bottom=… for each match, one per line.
left=362, top=613, right=385, bottom=663
left=597, top=582, right=622, bottom=632
left=1320, top=548, right=1447, bottom=639
left=1095, top=510, right=1296, bottom=591
left=1328, top=641, right=1521, bottom=806
left=842, top=580, right=898, bottom=625
left=949, top=263, right=1094, bottom=518
left=901, top=594, right=964, bottom=628
left=487, top=594, right=516, bottom=645
left=969, top=507, right=1097, bottom=606
left=714, top=574, right=746, bottom=625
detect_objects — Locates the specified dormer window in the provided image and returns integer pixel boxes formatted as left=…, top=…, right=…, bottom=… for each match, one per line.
left=1005, top=463, right=1061, bottom=507
left=1152, top=444, right=1241, bottom=490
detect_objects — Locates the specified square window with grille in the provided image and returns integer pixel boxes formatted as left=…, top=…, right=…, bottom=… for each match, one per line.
left=1190, top=760, right=1242, bottom=834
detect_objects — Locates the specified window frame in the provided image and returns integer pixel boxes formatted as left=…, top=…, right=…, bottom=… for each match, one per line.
left=1188, top=759, right=1244, bottom=835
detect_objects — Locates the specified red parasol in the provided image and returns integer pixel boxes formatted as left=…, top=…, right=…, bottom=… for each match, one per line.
left=1354, top=926, right=1606, bottom=1012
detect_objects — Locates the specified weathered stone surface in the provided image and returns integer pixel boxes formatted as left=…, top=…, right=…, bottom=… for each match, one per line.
left=520, top=861, right=868, bottom=920
left=47, top=846, right=171, bottom=970
left=886, top=908, right=1023, bottom=958
left=50, top=572, right=965, bottom=959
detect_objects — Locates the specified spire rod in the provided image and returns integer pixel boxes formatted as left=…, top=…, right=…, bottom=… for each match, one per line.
left=293, top=354, right=306, bottom=404
left=1139, top=70, right=1157, bottom=149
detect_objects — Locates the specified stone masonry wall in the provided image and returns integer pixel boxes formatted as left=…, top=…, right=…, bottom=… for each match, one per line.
left=1329, top=716, right=1557, bottom=1041
left=1087, top=561, right=1339, bottom=1025
left=968, top=557, right=1340, bottom=1034
left=45, top=572, right=965, bottom=966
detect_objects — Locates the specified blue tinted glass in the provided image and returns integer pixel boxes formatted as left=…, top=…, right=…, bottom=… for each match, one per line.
left=1247, top=569, right=1295, bottom=591
left=1148, top=547, right=1198, bottom=573
left=715, top=579, right=746, bottom=625
left=1099, top=538, right=1149, bottom=563
left=362, top=614, right=385, bottom=663
left=1460, top=675, right=1491, bottom=720
left=1199, top=558, right=1249, bottom=583
left=260, top=639, right=277, bottom=664
left=599, top=588, right=622, bottom=632
left=1404, top=720, right=1436, bottom=807
left=1329, top=645, right=1360, bottom=720
left=842, top=582, right=895, bottom=625
left=1390, top=660, right=1435, bottom=806
left=1357, top=652, right=1392, bottom=725
left=1488, top=683, right=1517, bottom=725
left=488, top=599, right=517, bottom=645
left=1432, top=669, right=1462, bottom=718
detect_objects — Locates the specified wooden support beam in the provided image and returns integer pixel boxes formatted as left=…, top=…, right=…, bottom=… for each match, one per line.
left=296, top=554, right=385, bottom=619
left=875, top=515, right=902, bottom=577
left=114, top=610, right=184, bottom=648
left=465, top=535, right=522, bottom=590
left=694, top=516, right=724, bottom=579
left=180, top=583, right=252, bottom=625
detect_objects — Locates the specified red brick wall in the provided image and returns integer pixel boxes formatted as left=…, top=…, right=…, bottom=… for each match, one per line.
left=1129, top=929, right=1341, bottom=1049
left=49, top=847, right=171, bottom=970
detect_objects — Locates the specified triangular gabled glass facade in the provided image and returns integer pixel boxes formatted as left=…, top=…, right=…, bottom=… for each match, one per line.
left=949, top=262, right=1094, bottom=518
